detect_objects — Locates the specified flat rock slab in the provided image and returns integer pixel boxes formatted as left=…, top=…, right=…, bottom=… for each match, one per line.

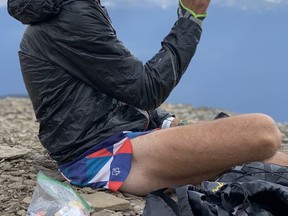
left=0, top=146, right=30, bottom=159
left=92, top=209, right=120, bottom=216
left=82, top=192, right=131, bottom=212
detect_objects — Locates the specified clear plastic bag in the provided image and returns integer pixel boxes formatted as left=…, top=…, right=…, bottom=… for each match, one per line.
left=27, top=171, right=93, bottom=216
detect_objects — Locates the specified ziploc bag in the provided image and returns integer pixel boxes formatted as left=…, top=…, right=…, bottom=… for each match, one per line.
left=27, top=171, right=93, bottom=216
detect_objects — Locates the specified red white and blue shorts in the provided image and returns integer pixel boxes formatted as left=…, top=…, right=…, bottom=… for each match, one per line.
left=59, top=131, right=152, bottom=192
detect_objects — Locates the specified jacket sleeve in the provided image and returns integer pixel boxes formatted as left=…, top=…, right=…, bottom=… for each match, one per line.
left=148, top=108, right=175, bottom=129
left=27, top=2, right=202, bottom=111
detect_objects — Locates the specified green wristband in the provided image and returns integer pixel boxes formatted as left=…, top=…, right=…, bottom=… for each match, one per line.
left=179, top=0, right=207, bottom=20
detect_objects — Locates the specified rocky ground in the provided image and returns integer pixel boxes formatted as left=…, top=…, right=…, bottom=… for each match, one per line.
left=0, top=97, right=287, bottom=216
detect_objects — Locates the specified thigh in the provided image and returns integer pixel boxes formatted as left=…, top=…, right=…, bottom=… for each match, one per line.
left=120, top=113, right=279, bottom=195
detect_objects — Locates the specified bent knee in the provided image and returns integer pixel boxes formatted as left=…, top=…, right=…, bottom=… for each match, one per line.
left=249, top=113, right=281, bottom=157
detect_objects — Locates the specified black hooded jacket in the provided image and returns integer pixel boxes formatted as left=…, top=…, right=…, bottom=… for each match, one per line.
left=8, top=0, right=202, bottom=164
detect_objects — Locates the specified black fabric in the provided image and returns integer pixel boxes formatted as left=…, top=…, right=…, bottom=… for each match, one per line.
left=143, top=188, right=180, bottom=216
left=217, top=161, right=288, bottom=186
left=143, top=162, right=288, bottom=216
left=7, top=0, right=63, bottom=24
left=214, top=112, right=230, bottom=120
left=8, top=0, right=202, bottom=164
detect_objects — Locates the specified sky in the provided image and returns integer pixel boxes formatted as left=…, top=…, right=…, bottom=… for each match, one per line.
left=0, top=0, right=288, bottom=122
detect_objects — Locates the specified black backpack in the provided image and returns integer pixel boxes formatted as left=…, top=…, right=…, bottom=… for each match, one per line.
left=143, top=162, right=288, bottom=216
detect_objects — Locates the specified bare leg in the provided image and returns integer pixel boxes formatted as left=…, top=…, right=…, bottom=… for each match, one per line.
left=265, top=151, right=288, bottom=166
left=120, top=113, right=283, bottom=196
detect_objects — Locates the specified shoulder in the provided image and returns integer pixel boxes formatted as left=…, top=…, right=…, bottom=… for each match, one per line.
left=58, top=1, right=113, bottom=35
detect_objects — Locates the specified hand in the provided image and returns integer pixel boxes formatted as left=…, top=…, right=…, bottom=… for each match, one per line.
left=180, top=0, right=211, bottom=14
left=170, top=118, right=201, bottom=127
left=170, top=118, right=180, bottom=127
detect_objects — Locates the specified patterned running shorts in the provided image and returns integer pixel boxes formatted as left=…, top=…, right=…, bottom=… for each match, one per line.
left=59, top=131, right=152, bottom=192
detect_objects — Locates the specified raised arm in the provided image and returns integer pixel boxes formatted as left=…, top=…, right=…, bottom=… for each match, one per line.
left=9, top=0, right=210, bottom=111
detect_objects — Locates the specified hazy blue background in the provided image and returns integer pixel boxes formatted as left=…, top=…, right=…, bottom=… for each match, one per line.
left=0, top=0, right=287, bottom=122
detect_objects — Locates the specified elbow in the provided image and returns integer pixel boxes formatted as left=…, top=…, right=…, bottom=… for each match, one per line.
left=126, top=66, right=172, bottom=111
left=128, top=88, right=163, bottom=111
left=132, top=97, right=161, bottom=111
left=133, top=90, right=169, bottom=111
left=135, top=83, right=172, bottom=111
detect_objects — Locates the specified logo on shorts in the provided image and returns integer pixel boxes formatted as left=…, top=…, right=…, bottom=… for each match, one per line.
left=112, top=167, right=121, bottom=176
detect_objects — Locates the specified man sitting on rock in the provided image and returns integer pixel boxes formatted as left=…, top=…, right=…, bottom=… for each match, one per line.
left=8, top=0, right=288, bottom=196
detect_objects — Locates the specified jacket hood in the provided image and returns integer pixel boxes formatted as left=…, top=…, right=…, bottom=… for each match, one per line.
left=8, top=0, right=63, bottom=24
